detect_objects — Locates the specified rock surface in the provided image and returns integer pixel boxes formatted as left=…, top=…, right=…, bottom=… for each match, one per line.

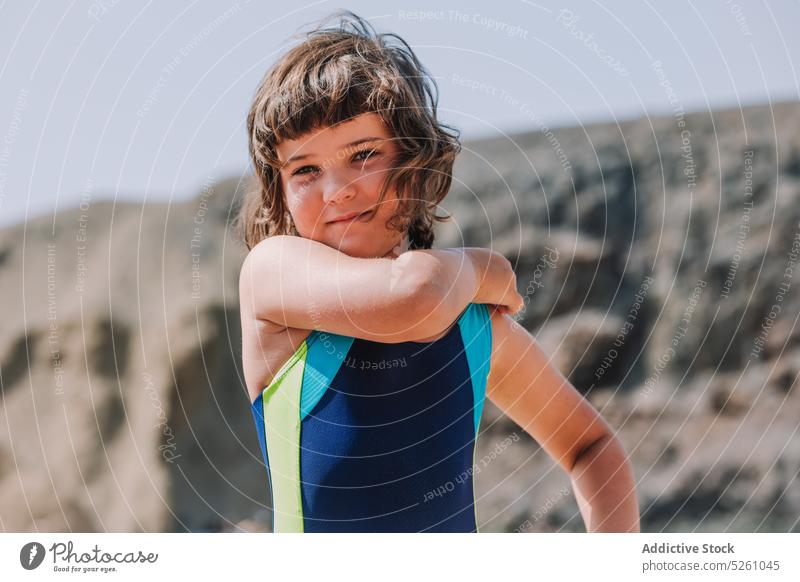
left=1, top=101, right=799, bottom=532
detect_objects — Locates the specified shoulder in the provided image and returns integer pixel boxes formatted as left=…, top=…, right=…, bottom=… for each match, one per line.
left=238, top=236, right=300, bottom=318
left=240, top=235, right=295, bottom=277
left=239, top=236, right=275, bottom=294
left=238, top=237, right=301, bottom=336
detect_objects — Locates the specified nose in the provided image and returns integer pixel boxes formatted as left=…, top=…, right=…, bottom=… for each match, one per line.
left=321, top=167, right=358, bottom=205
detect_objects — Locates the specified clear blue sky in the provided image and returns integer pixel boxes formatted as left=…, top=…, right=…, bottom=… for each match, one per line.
left=1, top=0, right=798, bottom=228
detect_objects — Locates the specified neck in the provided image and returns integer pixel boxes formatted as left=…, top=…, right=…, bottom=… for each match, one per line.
left=382, top=233, right=410, bottom=259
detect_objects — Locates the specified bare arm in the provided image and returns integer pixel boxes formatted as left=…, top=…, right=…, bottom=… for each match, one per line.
left=486, top=311, right=640, bottom=532
left=570, top=434, right=640, bottom=532
left=239, top=235, right=522, bottom=343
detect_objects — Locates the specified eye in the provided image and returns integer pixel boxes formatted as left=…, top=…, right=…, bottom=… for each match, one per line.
left=354, top=149, right=379, bottom=163
left=292, top=165, right=318, bottom=176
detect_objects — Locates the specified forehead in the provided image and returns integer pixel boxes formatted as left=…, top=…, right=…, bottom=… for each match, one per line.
left=276, top=112, right=391, bottom=164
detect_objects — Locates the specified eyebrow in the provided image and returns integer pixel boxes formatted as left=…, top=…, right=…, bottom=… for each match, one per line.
left=281, top=137, right=385, bottom=167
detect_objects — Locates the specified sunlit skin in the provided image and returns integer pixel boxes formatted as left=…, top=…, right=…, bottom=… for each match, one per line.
left=276, top=112, right=410, bottom=259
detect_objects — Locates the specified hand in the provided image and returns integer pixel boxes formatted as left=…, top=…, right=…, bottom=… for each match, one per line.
left=464, top=248, right=524, bottom=315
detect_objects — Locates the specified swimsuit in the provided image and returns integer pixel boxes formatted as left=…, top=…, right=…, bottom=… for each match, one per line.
left=250, top=302, right=492, bottom=532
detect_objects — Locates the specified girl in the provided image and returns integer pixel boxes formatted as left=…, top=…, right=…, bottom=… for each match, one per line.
left=236, top=10, right=639, bottom=533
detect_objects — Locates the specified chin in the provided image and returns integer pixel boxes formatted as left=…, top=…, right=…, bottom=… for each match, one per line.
left=327, top=233, right=384, bottom=258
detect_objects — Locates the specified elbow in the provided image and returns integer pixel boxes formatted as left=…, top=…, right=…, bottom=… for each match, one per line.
left=399, top=271, right=440, bottom=334
left=569, top=432, right=620, bottom=474
left=391, top=252, right=447, bottom=339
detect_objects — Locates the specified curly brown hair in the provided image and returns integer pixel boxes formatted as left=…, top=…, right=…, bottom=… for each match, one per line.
left=235, top=10, right=461, bottom=251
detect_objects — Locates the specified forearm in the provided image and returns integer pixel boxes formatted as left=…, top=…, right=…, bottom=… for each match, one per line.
left=569, top=434, right=640, bottom=532
left=243, top=235, right=443, bottom=340
left=243, top=236, right=511, bottom=341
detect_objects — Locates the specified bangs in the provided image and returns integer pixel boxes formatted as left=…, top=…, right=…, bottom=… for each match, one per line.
left=269, top=75, right=375, bottom=147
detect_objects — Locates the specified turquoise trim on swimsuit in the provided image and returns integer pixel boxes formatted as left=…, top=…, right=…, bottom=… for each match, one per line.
left=457, top=303, right=493, bottom=434
left=300, top=330, right=355, bottom=421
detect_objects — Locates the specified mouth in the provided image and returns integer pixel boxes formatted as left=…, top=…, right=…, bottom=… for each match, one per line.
left=327, top=209, right=374, bottom=224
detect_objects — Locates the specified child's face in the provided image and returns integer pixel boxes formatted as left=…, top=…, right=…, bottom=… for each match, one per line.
left=276, top=112, right=407, bottom=258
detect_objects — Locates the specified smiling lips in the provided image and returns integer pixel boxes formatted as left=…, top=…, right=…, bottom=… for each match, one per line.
left=328, top=210, right=373, bottom=224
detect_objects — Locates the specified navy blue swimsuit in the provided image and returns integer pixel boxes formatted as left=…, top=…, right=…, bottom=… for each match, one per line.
left=250, top=302, right=492, bottom=532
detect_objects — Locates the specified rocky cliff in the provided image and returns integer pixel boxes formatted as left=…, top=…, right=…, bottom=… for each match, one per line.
left=1, top=101, right=799, bottom=532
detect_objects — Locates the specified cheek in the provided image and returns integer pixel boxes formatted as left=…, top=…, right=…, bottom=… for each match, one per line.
left=382, top=188, right=403, bottom=221
left=367, top=172, right=399, bottom=212
left=284, top=181, right=317, bottom=214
